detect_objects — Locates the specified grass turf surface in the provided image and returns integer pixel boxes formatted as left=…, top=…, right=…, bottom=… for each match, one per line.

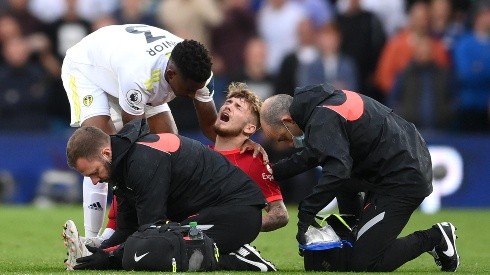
left=0, top=205, right=488, bottom=274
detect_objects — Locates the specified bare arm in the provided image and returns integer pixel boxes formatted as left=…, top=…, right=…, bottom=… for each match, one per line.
left=261, top=200, right=289, bottom=232
left=146, top=111, right=178, bottom=134
left=121, top=111, right=145, bottom=127
left=193, top=99, right=217, bottom=142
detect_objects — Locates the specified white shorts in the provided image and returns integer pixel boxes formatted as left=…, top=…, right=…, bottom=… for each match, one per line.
left=61, top=57, right=170, bottom=130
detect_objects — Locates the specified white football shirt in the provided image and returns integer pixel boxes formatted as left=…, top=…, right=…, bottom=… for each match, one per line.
left=65, top=24, right=183, bottom=116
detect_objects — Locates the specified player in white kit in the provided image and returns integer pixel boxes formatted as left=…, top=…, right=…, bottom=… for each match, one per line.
left=61, top=24, right=217, bottom=240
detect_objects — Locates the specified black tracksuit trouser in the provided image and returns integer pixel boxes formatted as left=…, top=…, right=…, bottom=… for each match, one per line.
left=348, top=192, right=440, bottom=271
left=180, top=204, right=262, bottom=254
left=181, top=204, right=268, bottom=271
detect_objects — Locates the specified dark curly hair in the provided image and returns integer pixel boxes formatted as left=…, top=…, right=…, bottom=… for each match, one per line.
left=170, top=39, right=212, bottom=83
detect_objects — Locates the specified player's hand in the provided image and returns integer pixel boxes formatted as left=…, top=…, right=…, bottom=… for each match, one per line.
left=240, top=139, right=269, bottom=164
left=74, top=246, right=119, bottom=270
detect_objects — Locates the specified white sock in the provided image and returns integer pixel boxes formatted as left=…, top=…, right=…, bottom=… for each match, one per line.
left=82, top=177, right=108, bottom=237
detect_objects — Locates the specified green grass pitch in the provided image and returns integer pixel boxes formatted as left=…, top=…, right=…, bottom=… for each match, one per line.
left=0, top=205, right=489, bottom=274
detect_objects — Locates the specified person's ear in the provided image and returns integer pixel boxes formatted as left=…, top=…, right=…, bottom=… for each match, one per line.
left=165, top=68, right=176, bottom=80
left=243, top=123, right=257, bottom=135
left=165, top=60, right=179, bottom=80
left=101, top=147, right=112, bottom=162
left=280, top=114, right=295, bottom=125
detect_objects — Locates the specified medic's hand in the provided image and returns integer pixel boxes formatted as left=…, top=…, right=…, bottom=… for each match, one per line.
left=297, top=216, right=321, bottom=245
left=74, top=246, right=120, bottom=270
left=240, top=139, right=269, bottom=164
left=296, top=221, right=309, bottom=245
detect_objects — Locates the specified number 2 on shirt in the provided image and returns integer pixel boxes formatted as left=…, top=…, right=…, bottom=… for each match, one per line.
left=125, top=25, right=165, bottom=44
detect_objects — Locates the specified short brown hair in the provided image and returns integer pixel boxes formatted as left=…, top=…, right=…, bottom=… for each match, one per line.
left=66, top=126, right=110, bottom=169
left=226, top=82, right=262, bottom=128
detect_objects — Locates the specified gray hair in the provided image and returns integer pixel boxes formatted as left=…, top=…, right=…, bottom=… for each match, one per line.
left=260, top=94, right=293, bottom=128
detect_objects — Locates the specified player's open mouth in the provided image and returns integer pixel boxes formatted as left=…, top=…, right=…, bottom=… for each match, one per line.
left=220, top=112, right=230, bottom=122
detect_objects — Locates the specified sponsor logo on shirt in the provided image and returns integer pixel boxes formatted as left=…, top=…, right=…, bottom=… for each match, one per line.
left=262, top=173, right=274, bottom=181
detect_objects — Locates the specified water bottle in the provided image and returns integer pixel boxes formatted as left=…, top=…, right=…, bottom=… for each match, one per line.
left=171, top=257, right=177, bottom=272
left=188, top=221, right=204, bottom=240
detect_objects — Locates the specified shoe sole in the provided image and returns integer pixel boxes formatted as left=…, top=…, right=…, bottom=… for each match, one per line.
left=437, top=222, right=460, bottom=272
left=62, top=220, right=86, bottom=271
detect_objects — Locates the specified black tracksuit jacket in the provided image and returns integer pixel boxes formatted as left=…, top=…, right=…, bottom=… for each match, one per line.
left=108, top=119, right=265, bottom=240
left=271, top=83, right=433, bottom=226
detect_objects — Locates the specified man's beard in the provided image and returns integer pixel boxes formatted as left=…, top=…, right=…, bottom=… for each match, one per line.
left=213, top=123, right=242, bottom=138
left=101, top=158, right=113, bottom=184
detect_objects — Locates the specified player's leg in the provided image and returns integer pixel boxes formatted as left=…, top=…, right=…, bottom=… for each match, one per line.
left=80, top=128, right=109, bottom=238
left=62, top=59, right=114, bottom=237
left=80, top=114, right=113, bottom=238
left=144, top=103, right=178, bottom=134
left=82, top=179, right=108, bottom=237
left=61, top=58, right=116, bottom=133
left=108, top=97, right=124, bottom=132
left=109, top=98, right=176, bottom=134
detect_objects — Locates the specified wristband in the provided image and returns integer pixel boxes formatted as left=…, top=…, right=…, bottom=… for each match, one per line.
left=194, top=87, right=214, bottom=102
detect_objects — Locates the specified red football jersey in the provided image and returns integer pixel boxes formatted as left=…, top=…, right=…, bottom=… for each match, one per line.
left=212, top=147, right=283, bottom=203
left=106, top=196, right=117, bottom=230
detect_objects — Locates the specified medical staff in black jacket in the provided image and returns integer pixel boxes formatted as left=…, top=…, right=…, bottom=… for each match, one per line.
left=259, top=83, right=460, bottom=272
left=66, top=119, right=277, bottom=271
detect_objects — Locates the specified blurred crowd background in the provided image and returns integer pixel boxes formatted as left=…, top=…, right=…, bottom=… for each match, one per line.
left=0, top=0, right=489, bottom=205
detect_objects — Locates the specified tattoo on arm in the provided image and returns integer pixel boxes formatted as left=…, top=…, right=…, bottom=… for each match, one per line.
left=261, top=200, right=289, bottom=232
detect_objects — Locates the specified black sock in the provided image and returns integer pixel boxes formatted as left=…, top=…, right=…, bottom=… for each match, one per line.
left=428, top=227, right=443, bottom=249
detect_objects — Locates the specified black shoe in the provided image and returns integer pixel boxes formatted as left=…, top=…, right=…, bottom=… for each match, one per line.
left=428, top=222, right=460, bottom=272
left=230, top=244, right=277, bottom=272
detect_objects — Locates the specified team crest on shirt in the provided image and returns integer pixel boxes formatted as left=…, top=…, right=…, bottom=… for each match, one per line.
left=82, top=95, right=93, bottom=107
left=126, top=89, right=142, bottom=111
left=266, top=164, right=273, bottom=174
